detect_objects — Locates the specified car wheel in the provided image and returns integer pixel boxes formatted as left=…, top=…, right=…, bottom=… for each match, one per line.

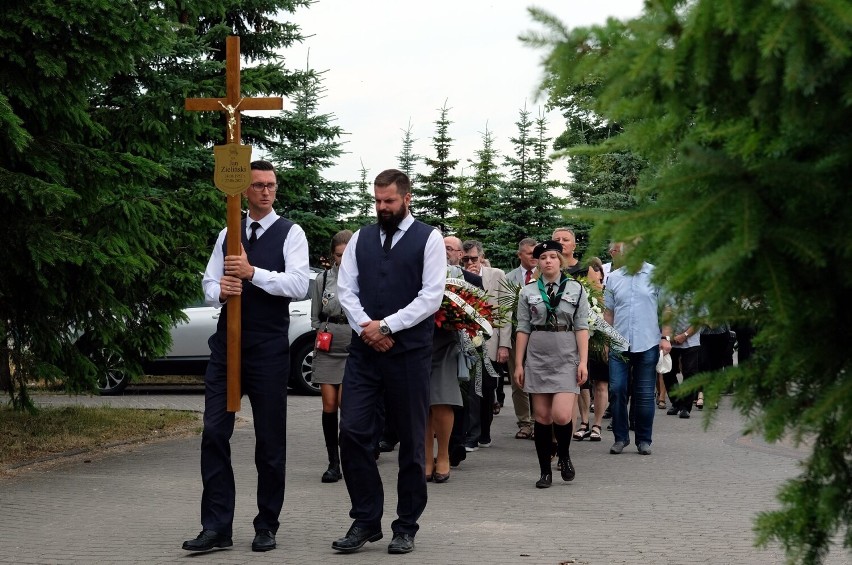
left=289, top=338, right=319, bottom=395
left=97, top=350, right=131, bottom=395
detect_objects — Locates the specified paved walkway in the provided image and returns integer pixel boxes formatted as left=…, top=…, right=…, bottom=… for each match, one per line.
left=2, top=387, right=846, bottom=565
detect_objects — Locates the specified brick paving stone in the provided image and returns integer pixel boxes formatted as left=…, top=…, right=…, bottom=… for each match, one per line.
left=0, top=389, right=844, bottom=564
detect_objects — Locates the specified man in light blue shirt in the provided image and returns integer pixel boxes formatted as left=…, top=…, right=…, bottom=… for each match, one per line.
left=604, top=247, right=672, bottom=455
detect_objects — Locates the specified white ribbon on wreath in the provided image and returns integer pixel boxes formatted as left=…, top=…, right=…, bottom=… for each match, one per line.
left=458, top=330, right=500, bottom=397
left=444, top=277, right=493, bottom=338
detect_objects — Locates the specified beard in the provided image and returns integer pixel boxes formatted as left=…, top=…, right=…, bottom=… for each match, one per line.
left=377, top=204, right=407, bottom=231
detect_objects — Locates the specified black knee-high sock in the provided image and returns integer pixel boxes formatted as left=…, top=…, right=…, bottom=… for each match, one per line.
left=555, top=422, right=573, bottom=458
left=321, top=411, right=339, bottom=465
left=533, top=421, right=553, bottom=475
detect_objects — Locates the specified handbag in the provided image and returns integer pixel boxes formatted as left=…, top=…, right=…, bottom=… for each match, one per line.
left=315, top=270, right=333, bottom=352
left=316, top=330, right=333, bottom=352
left=656, top=350, right=672, bottom=373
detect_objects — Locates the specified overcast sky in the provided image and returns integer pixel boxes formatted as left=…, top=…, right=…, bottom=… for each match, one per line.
left=256, top=0, right=644, bottom=183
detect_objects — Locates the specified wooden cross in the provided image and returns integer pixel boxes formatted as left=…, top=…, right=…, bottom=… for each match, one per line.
left=185, top=36, right=283, bottom=412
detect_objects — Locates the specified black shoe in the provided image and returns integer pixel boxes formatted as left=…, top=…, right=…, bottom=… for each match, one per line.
left=252, top=529, right=276, bottom=552
left=559, top=456, right=575, bottom=482
left=182, top=529, right=233, bottom=552
left=449, top=443, right=466, bottom=467
left=666, top=406, right=679, bottom=416
left=387, top=532, right=415, bottom=554
left=679, top=409, right=691, bottom=419
left=602, top=407, right=612, bottom=419
left=535, top=473, right=552, bottom=488
left=321, top=463, right=342, bottom=483
left=378, top=440, right=395, bottom=452
left=332, top=525, right=383, bottom=553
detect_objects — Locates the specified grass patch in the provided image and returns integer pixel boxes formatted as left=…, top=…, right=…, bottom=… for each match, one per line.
left=0, top=405, right=200, bottom=467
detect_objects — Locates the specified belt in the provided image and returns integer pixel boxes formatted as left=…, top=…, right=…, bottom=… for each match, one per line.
left=320, top=314, right=348, bottom=324
left=531, top=324, right=571, bottom=332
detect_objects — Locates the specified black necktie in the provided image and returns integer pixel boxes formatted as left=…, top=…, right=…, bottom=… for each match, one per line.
left=546, top=282, right=556, bottom=301
left=248, top=221, right=261, bottom=246
left=383, top=226, right=396, bottom=253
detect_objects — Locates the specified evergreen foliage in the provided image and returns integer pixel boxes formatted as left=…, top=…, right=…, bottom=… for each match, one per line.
left=272, top=65, right=351, bottom=264
left=454, top=125, right=503, bottom=243
left=526, top=1, right=852, bottom=562
left=483, top=105, right=561, bottom=268
left=415, top=102, right=459, bottom=233
left=347, top=160, right=374, bottom=230
left=397, top=119, right=421, bottom=181
left=0, top=0, right=309, bottom=409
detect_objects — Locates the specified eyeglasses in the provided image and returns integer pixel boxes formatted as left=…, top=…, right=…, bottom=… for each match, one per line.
left=445, top=245, right=461, bottom=252
left=249, top=182, right=278, bottom=192
left=461, top=256, right=480, bottom=264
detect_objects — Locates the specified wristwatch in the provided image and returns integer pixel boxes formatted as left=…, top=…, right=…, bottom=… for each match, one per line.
left=379, top=319, right=392, bottom=336
left=661, top=335, right=671, bottom=342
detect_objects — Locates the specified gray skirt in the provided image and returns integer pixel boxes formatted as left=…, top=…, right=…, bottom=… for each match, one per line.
left=430, top=330, right=463, bottom=407
left=522, top=330, right=581, bottom=394
left=311, top=322, right=352, bottom=385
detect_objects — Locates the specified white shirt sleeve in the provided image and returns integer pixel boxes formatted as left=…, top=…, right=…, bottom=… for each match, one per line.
left=201, top=223, right=310, bottom=307
left=202, top=228, right=228, bottom=307
left=337, top=229, right=368, bottom=333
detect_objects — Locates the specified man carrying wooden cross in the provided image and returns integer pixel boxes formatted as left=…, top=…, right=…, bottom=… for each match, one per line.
left=182, top=159, right=310, bottom=553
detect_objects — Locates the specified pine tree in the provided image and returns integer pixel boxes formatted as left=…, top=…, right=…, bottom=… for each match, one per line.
left=454, top=125, right=502, bottom=244
left=347, top=160, right=374, bottom=230
left=272, top=63, right=351, bottom=264
left=0, top=0, right=310, bottom=409
left=527, top=2, right=852, bottom=562
left=397, top=119, right=420, bottom=180
left=483, top=104, right=558, bottom=268
left=415, top=102, right=459, bottom=232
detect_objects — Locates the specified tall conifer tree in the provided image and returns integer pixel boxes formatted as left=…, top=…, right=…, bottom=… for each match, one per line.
left=415, top=102, right=459, bottom=233
left=454, top=125, right=502, bottom=244
left=0, top=0, right=310, bottom=407
left=273, top=64, right=351, bottom=264
left=527, top=2, right=852, bottom=561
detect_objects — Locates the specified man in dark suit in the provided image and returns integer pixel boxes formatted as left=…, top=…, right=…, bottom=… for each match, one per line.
left=183, top=160, right=310, bottom=553
left=334, top=169, right=445, bottom=555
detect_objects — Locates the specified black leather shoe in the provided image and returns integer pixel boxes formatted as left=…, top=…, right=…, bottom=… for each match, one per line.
left=449, top=444, right=466, bottom=467
left=252, top=530, right=276, bottom=552
left=559, top=456, right=575, bottom=482
left=321, top=463, right=342, bottom=483
left=182, top=529, right=232, bottom=552
left=667, top=406, right=679, bottom=416
left=378, top=440, right=395, bottom=452
left=387, top=532, right=415, bottom=554
left=535, top=473, right=552, bottom=488
left=679, top=409, right=691, bottom=419
left=332, top=525, right=383, bottom=553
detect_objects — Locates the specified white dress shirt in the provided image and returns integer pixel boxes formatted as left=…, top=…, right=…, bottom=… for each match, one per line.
left=337, top=213, right=445, bottom=335
left=202, top=211, right=310, bottom=306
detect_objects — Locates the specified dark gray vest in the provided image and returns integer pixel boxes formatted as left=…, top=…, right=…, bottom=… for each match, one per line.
left=217, top=217, right=294, bottom=347
left=355, top=220, right=435, bottom=353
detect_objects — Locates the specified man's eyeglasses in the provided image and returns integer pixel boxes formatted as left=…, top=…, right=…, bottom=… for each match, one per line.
left=249, top=182, right=278, bottom=192
left=461, top=256, right=480, bottom=264
left=445, top=245, right=461, bottom=252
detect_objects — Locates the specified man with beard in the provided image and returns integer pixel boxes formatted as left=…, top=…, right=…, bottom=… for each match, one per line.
left=333, top=169, right=445, bottom=555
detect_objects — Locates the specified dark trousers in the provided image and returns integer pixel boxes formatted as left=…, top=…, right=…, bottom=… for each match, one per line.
left=465, top=360, right=499, bottom=444
left=662, top=346, right=704, bottom=411
left=339, top=342, right=431, bottom=536
left=200, top=334, right=289, bottom=536
left=701, top=332, right=734, bottom=372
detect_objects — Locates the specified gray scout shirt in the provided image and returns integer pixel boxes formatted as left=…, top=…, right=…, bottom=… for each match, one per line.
left=516, top=277, right=590, bottom=334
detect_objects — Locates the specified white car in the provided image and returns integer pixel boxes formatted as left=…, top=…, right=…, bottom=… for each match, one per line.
left=97, top=271, right=320, bottom=395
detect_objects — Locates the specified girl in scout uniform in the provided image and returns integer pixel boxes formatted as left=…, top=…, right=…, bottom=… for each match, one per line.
left=311, top=229, right=353, bottom=483
left=513, top=240, right=590, bottom=488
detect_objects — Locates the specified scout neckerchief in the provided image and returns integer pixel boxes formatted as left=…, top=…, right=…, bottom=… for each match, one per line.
left=537, top=273, right=569, bottom=327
